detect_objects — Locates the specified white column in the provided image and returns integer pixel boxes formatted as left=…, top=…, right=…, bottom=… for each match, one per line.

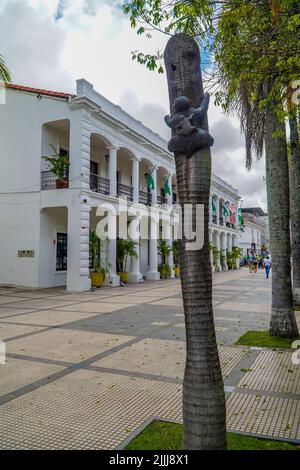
left=108, top=146, right=118, bottom=197
left=215, top=195, right=220, bottom=225
left=132, top=158, right=140, bottom=203
left=209, top=230, right=214, bottom=272
left=151, top=166, right=157, bottom=205
left=128, top=239, right=142, bottom=282
left=209, top=195, right=212, bottom=224
left=67, top=201, right=91, bottom=292
left=215, top=231, right=221, bottom=271
left=69, top=111, right=91, bottom=191
left=166, top=174, right=173, bottom=207
left=227, top=233, right=232, bottom=252
left=221, top=232, right=228, bottom=270
left=146, top=217, right=160, bottom=281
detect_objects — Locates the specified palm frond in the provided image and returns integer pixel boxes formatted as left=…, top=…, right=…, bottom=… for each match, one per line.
left=0, top=54, right=11, bottom=83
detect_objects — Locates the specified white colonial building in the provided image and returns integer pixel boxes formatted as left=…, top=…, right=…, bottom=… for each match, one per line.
left=0, top=79, right=241, bottom=291
left=238, top=208, right=268, bottom=256
left=209, top=176, right=241, bottom=271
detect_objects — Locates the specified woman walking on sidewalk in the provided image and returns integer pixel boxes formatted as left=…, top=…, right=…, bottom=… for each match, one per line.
left=263, top=256, right=272, bottom=279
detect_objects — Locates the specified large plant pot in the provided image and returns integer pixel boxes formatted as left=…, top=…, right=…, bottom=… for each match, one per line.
left=174, top=265, right=180, bottom=277
left=56, top=180, right=68, bottom=189
left=158, top=264, right=171, bottom=279
left=90, top=271, right=105, bottom=288
left=118, top=272, right=129, bottom=283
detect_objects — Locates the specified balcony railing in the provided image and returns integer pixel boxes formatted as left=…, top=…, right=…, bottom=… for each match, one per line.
left=41, top=171, right=69, bottom=190
left=90, top=173, right=110, bottom=195
left=212, top=214, right=218, bottom=224
left=219, top=216, right=224, bottom=226
left=139, top=190, right=151, bottom=206
left=117, top=182, right=133, bottom=201
left=157, top=195, right=168, bottom=205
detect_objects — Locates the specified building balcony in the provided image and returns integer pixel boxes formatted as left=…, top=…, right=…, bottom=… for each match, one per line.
left=41, top=171, right=69, bottom=190
left=139, top=190, right=151, bottom=206
left=90, top=173, right=110, bottom=195
left=157, top=195, right=168, bottom=205
left=212, top=214, right=218, bottom=224
left=117, top=182, right=133, bottom=201
left=219, top=216, right=224, bottom=226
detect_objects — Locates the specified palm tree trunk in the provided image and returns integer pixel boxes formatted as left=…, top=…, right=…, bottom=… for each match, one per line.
left=265, top=84, right=299, bottom=337
left=289, top=114, right=300, bottom=305
left=164, top=33, right=226, bottom=450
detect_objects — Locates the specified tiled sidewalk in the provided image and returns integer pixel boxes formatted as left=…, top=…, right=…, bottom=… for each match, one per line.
left=0, top=269, right=299, bottom=449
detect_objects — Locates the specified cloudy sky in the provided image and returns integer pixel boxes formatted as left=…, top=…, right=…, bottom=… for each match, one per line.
left=0, top=0, right=267, bottom=209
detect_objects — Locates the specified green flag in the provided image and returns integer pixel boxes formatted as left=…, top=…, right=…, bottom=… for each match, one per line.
left=164, top=178, right=171, bottom=196
left=223, top=203, right=229, bottom=217
left=211, top=197, right=217, bottom=213
left=238, top=208, right=245, bottom=231
left=146, top=173, right=155, bottom=190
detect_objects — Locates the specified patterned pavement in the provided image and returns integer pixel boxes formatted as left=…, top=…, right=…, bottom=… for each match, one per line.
left=0, top=268, right=299, bottom=449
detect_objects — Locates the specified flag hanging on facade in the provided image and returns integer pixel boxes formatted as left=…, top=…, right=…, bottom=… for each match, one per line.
left=146, top=173, right=155, bottom=190
left=223, top=202, right=229, bottom=217
left=238, top=208, right=245, bottom=232
left=164, top=177, right=171, bottom=195
left=212, top=197, right=217, bottom=213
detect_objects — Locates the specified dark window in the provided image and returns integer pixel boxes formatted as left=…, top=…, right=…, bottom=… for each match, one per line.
left=90, top=161, right=99, bottom=190
left=161, top=188, right=165, bottom=198
left=56, top=233, right=67, bottom=271
left=90, top=161, right=99, bottom=175
left=117, top=171, right=121, bottom=183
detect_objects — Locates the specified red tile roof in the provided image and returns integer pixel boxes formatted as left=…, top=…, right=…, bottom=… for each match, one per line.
left=5, top=83, right=75, bottom=99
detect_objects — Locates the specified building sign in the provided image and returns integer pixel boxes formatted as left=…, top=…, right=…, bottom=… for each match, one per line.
left=18, top=250, right=35, bottom=258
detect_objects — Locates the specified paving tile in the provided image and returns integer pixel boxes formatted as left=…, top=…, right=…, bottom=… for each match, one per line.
left=237, top=350, right=300, bottom=395
left=55, top=302, right=136, bottom=314
left=0, top=323, right=45, bottom=340
left=7, top=329, right=134, bottom=362
left=0, top=357, right=64, bottom=395
left=227, top=392, right=300, bottom=440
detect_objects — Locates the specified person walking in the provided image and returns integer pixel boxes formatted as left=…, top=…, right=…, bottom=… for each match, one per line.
left=263, top=256, right=272, bottom=279
left=252, top=254, right=258, bottom=273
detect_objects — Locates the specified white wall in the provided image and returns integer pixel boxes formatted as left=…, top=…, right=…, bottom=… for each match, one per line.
left=38, top=207, right=68, bottom=288
left=0, top=194, right=40, bottom=287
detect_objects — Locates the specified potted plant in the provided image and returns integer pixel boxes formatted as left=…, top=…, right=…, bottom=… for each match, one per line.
left=158, top=239, right=172, bottom=279
left=89, top=230, right=107, bottom=288
left=172, top=240, right=180, bottom=277
left=43, top=144, right=70, bottom=189
left=116, top=239, right=138, bottom=283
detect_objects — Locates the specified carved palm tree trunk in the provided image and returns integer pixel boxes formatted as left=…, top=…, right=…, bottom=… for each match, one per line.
left=289, top=114, right=300, bottom=306
left=266, top=83, right=299, bottom=337
left=164, top=33, right=226, bottom=450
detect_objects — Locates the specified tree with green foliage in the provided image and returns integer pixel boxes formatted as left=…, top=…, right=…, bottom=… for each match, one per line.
left=213, top=0, right=299, bottom=337
left=123, top=0, right=300, bottom=337
left=124, top=2, right=226, bottom=450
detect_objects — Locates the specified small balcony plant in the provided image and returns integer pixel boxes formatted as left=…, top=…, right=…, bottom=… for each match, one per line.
left=89, top=230, right=108, bottom=288
left=43, top=145, right=70, bottom=189
left=158, top=239, right=172, bottom=279
left=116, top=239, right=138, bottom=283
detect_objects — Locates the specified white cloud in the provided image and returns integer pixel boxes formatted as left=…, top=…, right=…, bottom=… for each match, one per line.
left=0, top=0, right=267, bottom=209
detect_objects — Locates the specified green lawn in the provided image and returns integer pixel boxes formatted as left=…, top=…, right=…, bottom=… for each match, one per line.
left=235, top=330, right=300, bottom=349
left=294, top=305, right=300, bottom=311
left=125, top=421, right=298, bottom=450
